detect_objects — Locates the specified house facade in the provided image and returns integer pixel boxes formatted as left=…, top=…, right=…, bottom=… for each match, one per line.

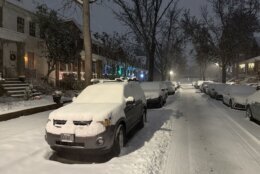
left=0, top=0, right=48, bottom=80
left=0, top=0, right=147, bottom=85
left=234, top=56, right=260, bottom=78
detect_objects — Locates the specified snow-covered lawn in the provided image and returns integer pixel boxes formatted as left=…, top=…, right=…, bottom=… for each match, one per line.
left=0, top=96, right=55, bottom=115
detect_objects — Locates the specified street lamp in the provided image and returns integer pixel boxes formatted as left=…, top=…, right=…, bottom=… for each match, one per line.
left=169, top=70, right=174, bottom=81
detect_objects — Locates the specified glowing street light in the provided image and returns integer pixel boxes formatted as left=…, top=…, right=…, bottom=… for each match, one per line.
left=169, top=70, right=174, bottom=81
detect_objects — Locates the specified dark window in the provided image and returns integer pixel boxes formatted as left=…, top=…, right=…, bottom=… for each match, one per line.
left=29, top=22, right=36, bottom=37
left=17, top=17, right=24, bottom=33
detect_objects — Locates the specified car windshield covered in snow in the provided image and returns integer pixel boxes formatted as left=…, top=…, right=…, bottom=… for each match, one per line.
left=74, top=83, right=124, bottom=104
left=140, top=82, right=161, bottom=91
left=229, top=85, right=256, bottom=95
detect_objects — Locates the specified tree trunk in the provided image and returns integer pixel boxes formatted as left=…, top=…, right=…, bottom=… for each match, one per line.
left=83, top=0, right=92, bottom=86
left=148, top=44, right=156, bottom=81
left=77, top=58, right=81, bottom=81
left=222, top=63, right=227, bottom=83
left=55, top=61, right=60, bottom=88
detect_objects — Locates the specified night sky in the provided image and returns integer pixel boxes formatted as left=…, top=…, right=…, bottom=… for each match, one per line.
left=24, top=0, right=207, bottom=34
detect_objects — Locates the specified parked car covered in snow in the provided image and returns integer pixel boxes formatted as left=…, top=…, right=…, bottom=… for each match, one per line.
left=246, top=88, right=260, bottom=122
left=45, top=82, right=147, bottom=156
left=171, top=81, right=179, bottom=90
left=200, top=81, right=213, bottom=93
left=140, top=81, right=168, bottom=108
left=222, top=85, right=256, bottom=110
left=208, top=83, right=228, bottom=100
left=164, top=81, right=175, bottom=95
left=194, top=80, right=206, bottom=89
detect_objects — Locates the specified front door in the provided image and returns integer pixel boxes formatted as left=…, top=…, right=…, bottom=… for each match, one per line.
left=6, top=51, right=17, bottom=77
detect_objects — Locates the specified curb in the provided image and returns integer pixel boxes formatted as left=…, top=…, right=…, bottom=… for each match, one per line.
left=0, top=100, right=72, bottom=122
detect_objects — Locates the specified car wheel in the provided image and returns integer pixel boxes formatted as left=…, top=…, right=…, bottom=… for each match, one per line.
left=246, top=106, right=254, bottom=121
left=158, top=97, right=163, bottom=108
left=229, top=100, right=233, bottom=109
left=138, top=110, right=146, bottom=129
left=112, top=125, right=125, bottom=156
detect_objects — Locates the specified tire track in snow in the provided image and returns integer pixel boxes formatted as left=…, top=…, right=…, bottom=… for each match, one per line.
left=208, top=98, right=260, bottom=166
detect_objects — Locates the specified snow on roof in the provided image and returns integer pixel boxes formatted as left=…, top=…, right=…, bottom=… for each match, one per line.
left=241, top=56, right=260, bottom=63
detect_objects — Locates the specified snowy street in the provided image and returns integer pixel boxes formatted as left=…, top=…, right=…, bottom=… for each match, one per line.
left=0, top=84, right=260, bottom=174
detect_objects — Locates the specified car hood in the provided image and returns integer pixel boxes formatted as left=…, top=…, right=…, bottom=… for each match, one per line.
left=234, top=95, right=247, bottom=104
left=49, top=103, right=123, bottom=122
left=144, top=91, right=160, bottom=99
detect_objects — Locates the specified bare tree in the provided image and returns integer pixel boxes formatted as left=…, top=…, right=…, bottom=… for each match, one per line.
left=182, top=0, right=260, bottom=83
left=63, top=0, right=100, bottom=85
left=112, top=0, right=175, bottom=81
left=156, top=2, right=186, bottom=80
left=201, top=0, right=260, bottom=82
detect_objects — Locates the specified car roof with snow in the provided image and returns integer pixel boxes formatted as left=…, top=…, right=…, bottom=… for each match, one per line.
left=140, top=81, right=165, bottom=90
left=225, top=84, right=256, bottom=94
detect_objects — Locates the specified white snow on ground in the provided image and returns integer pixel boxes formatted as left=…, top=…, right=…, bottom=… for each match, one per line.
left=0, top=85, right=260, bottom=174
left=0, top=96, right=54, bottom=115
left=163, top=84, right=260, bottom=174
left=0, top=97, right=175, bottom=174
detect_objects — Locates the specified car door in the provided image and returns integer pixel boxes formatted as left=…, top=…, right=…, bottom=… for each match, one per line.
left=124, top=84, right=138, bottom=131
left=251, top=102, right=260, bottom=121
left=131, top=83, right=144, bottom=124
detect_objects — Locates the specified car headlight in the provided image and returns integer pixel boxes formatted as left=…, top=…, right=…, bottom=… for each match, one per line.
left=99, top=119, right=111, bottom=127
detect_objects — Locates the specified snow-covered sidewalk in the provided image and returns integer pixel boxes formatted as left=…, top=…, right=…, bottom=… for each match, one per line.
left=0, top=96, right=55, bottom=115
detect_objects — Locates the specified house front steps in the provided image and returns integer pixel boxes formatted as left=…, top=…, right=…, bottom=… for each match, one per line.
left=0, top=78, right=41, bottom=98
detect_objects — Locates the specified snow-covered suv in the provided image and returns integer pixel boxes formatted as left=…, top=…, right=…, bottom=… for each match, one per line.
left=45, top=82, right=147, bottom=155
left=140, top=81, right=168, bottom=108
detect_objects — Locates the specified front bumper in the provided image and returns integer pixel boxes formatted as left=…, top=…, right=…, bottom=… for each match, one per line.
left=147, top=97, right=161, bottom=105
left=45, top=126, right=115, bottom=153
left=233, top=103, right=246, bottom=110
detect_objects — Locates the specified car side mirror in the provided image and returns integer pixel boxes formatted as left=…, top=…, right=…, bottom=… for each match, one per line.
left=72, top=97, right=76, bottom=102
left=257, top=86, right=260, bottom=91
left=126, top=96, right=135, bottom=105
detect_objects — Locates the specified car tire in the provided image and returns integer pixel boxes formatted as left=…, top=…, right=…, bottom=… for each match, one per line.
left=158, top=97, right=163, bottom=108
left=112, top=125, right=125, bottom=156
left=246, top=106, right=254, bottom=121
left=229, top=100, right=233, bottom=109
left=138, top=110, right=146, bottom=129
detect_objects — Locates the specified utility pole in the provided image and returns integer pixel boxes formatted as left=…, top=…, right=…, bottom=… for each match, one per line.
left=82, top=0, right=92, bottom=86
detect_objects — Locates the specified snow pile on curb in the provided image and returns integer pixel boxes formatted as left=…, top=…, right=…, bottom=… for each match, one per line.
left=0, top=96, right=54, bottom=115
left=120, top=116, right=174, bottom=174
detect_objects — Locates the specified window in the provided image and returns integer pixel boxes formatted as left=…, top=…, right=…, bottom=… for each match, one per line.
left=17, top=17, right=24, bottom=33
left=29, top=22, right=36, bottom=37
